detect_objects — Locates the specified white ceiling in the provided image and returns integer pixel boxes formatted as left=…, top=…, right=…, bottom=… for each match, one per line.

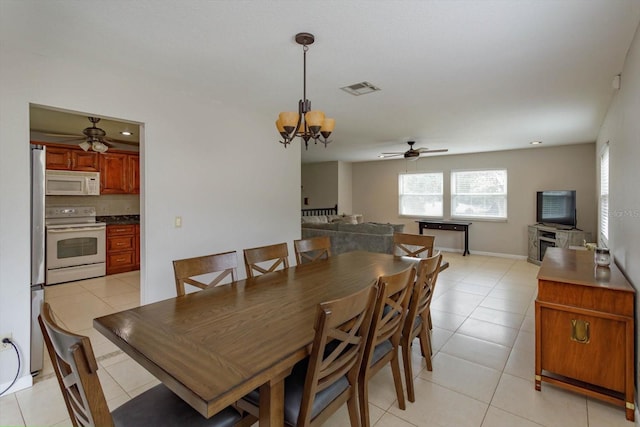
left=4, top=0, right=640, bottom=163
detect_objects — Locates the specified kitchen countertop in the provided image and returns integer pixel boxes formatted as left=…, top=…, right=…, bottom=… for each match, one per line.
left=97, top=215, right=140, bottom=225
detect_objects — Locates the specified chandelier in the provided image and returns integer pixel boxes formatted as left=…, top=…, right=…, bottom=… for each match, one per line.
left=276, top=32, right=335, bottom=149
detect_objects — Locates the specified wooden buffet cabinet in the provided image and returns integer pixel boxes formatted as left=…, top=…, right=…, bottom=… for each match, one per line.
left=535, top=248, right=635, bottom=421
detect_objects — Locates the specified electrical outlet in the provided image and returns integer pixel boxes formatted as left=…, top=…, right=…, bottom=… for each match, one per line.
left=0, top=334, right=12, bottom=352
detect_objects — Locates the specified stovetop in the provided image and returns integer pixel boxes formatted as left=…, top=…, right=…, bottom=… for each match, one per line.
left=46, top=222, right=106, bottom=229
left=45, top=206, right=98, bottom=225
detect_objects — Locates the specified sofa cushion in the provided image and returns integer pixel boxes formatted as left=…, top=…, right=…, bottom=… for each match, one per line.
left=301, top=215, right=329, bottom=224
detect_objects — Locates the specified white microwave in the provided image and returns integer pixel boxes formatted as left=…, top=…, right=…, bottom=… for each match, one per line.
left=45, top=170, right=100, bottom=196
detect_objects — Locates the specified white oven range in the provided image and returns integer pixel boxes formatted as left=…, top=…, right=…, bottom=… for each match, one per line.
left=45, top=206, right=106, bottom=285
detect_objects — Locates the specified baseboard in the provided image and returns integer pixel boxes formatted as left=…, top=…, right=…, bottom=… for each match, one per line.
left=0, top=373, right=32, bottom=396
left=436, top=246, right=527, bottom=260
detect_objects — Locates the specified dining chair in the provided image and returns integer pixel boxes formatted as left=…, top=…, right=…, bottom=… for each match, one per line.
left=294, top=236, right=331, bottom=265
left=172, top=251, right=238, bottom=296
left=237, top=283, right=377, bottom=426
left=393, top=232, right=435, bottom=258
left=359, top=266, right=416, bottom=427
left=243, top=242, right=290, bottom=278
left=38, top=302, right=255, bottom=427
left=400, top=252, right=443, bottom=402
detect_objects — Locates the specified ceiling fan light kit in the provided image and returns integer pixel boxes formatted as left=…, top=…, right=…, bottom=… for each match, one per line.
left=91, top=140, right=109, bottom=153
left=276, top=32, right=335, bottom=149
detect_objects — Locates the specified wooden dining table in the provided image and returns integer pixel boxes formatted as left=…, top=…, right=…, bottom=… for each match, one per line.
left=94, top=251, right=427, bottom=427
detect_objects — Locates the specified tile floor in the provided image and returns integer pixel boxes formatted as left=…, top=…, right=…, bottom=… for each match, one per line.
left=0, top=254, right=635, bottom=426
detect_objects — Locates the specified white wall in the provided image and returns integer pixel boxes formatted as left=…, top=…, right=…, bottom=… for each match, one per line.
left=596, top=22, right=640, bottom=396
left=352, top=144, right=597, bottom=257
left=301, top=162, right=338, bottom=210
left=337, top=161, right=353, bottom=215
left=0, top=47, right=300, bottom=391
left=301, top=160, right=353, bottom=214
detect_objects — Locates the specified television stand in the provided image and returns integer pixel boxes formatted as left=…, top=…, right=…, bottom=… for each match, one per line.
left=527, top=224, right=591, bottom=264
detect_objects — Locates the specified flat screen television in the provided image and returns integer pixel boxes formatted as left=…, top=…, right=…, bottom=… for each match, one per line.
left=536, top=190, right=577, bottom=228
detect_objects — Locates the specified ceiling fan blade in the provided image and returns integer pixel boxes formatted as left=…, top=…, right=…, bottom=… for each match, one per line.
left=381, top=153, right=403, bottom=158
left=36, top=131, right=84, bottom=138
left=380, top=151, right=404, bottom=155
left=416, top=148, right=449, bottom=154
left=53, top=137, right=85, bottom=143
left=104, top=137, right=139, bottom=146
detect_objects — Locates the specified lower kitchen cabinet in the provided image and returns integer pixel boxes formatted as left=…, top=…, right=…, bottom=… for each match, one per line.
left=106, top=224, right=139, bottom=275
left=134, top=223, right=140, bottom=269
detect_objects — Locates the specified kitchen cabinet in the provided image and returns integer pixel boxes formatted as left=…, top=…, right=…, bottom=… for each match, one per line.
left=134, top=224, right=140, bottom=269
left=44, top=144, right=99, bottom=172
left=535, top=247, right=635, bottom=421
left=106, top=224, right=137, bottom=275
left=128, top=154, right=140, bottom=194
left=100, top=152, right=139, bottom=194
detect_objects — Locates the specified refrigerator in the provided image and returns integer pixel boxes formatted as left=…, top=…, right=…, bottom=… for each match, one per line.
left=30, top=144, right=45, bottom=374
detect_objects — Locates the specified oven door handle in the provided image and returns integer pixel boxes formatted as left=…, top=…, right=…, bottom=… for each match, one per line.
left=47, top=226, right=106, bottom=233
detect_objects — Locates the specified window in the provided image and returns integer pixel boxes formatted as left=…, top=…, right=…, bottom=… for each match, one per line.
left=600, top=144, right=609, bottom=243
left=398, top=172, right=443, bottom=217
left=451, top=169, right=507, bottom=219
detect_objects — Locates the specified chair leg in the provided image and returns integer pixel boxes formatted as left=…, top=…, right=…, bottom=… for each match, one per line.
left=358, top=375, right=371, bottom=427
left=346, top=394, right=361, bottom=427
left=418, top=326, right=432, bottom=371
left=390, top=351, right=406, bottom=410
left=401, top=338, right=416, bottom=403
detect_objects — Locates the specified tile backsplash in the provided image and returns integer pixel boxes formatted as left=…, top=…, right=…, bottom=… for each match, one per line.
left=46, top=194, right=140, bottom=216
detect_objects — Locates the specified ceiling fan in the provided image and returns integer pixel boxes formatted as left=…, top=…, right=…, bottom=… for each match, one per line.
left=380, top=141, right=448, bottom=160
left=40, top=116, right=137, bottom=153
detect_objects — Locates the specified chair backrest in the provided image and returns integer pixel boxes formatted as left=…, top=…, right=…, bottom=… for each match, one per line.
left=393, top=232, right=435, bottom=258
left=38, top=302, right=114, bottom=427
left=366, top=266, right=416, bottom=356
left=297, top=284, right=377, bottom=426
left=405, top=252, right=442, bottom=336
left=243, top=242, right=290, bottom=278
left=294, top=236, right=331, bottom=265
left=173, top=251, right=238, bottom=296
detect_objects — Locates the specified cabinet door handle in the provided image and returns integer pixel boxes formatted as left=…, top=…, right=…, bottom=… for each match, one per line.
left=570, top=319, right=590, bottom=343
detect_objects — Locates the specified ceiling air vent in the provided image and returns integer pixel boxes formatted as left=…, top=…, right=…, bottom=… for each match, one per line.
left=340, top=81, right=381, bottom=96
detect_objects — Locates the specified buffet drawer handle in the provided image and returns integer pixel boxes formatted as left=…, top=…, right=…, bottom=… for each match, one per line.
left=570, top=319, right=590, bottom=344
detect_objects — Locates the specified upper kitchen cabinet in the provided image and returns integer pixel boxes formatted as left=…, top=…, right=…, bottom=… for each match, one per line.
left=128, top=154, right=140, bottom=194
left=100, top=152, right=139, bottom=194
left=44, top=143, right=99, bottom=172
